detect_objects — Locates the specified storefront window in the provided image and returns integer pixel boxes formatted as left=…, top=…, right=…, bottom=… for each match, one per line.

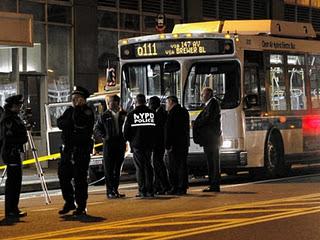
left=98, top=30, right=118, bottom=90
left=120, top=13, right=140, bottom=30
left=0, top=49, right=12, bottom=73
left=48, top=4, right=72, bottom=24
left=0, top=0, right=17, bottom=12
left=0, top=49, right=16, bottom=106
left=48, top=26, right=71, bottom=103
left=98, top=10, right=117, bottom=29
left=19, top=1, right=45, bottom=22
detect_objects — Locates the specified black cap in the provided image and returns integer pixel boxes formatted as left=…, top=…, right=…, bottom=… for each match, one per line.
left=5, top=94, right=24, bottom=105
left=71, top=86, right=90, bottom=99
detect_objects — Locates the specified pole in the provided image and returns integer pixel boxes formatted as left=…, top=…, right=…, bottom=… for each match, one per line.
left=0, top=166, right=7, bottom=186
left=26, top=130, right=51, bottom=204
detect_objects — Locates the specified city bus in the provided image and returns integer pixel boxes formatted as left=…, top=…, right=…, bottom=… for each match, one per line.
left=118, top=20, right=320, bottom=178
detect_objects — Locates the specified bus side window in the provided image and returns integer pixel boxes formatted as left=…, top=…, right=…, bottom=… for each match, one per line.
left=309, top=55, right=320, bottom=109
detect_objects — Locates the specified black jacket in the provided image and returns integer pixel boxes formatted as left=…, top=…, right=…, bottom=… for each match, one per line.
left=154, top=106, right=167, bottom=150
left=165, top=104, right=190, bottom=151
left=0, top=109, right=28, bottom=164
left=123, top=105, right=157, bottom=150
left=94, top=109, right=126, bottom=142
left=193, top=97, right=221, bottom=148
left=57, top=105, right=94, bottom=147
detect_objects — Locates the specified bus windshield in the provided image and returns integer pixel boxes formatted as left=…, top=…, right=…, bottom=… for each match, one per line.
left=121, top=61, right=181, bottom=111
left=184, top=61, right=240, bottom=110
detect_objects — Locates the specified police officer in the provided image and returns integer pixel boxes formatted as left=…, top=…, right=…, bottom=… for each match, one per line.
left=149, top=96, right=170, bottom=195
left=165, top=96, right=190, bottom=195
left=57, top=86, right=94, bottom=216
left=123, top=94, right=157, bottom=198
left=0, top=95, right=28, bottom=219
left=193, top=87, right=222, bottom=192
left=94, top=95, right=127, bottom=199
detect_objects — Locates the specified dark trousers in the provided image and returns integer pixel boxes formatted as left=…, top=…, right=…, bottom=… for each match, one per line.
left=103, top=138, right=125, bottom=194
left=58, top=145, right=91, bottom=210
left=5, top=163, right=22, bottom=215
left=132, top=148, right=153, bottom=194
left=152, top=148, right=170, bottom=192
left=204, top=146, right=220, bottom=188
left=168, top=149, right=188, bottom=191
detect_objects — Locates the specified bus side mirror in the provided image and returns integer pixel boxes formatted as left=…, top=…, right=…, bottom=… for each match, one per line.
left=244, top=94, right=259, bottom=109
left=106, top=68, right=116, bottom=87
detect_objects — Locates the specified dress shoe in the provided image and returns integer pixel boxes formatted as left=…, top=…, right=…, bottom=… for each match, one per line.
left=58, top=203, right=76, bottom=214
left=155, top=190, right=167, bottom=195
left=107, top=192, right=117, bottom=199
left=72, top=208, right=87, bottom=216
left=144, top=192, right=154, bottom=198
left=202, top=186, right=220, bottom=192
left=115, top=191, right=126, bottom=198
left=136, top=193, right=146, bottom=198
left=176, top=189, right=187, bottom=195
left=5, top=211, right=27, bottom=218
left=167, top=189, right=177, bottom=195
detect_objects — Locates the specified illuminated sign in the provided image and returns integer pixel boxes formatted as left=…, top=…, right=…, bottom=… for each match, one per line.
left=121, top=39, right=234, bottom=59
left=262, top=40, right=296, bottom=50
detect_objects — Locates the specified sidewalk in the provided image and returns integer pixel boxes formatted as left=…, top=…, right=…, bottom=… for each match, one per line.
left=0, top=167, right=60, bottom=195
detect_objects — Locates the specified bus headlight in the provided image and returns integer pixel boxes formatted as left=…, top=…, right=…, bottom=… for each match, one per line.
left=221, top=139, right=240, bottom=149
left=222, top=140, right=233, bottom=148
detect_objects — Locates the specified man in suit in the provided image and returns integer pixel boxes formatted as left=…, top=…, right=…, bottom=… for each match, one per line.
left=193, top=87, right=222, bottom=192
left=149, top=96, right=170, bottom=195
left=94, top=95, right=127, bottom=199
left=165, top=96, right=190, bottom=195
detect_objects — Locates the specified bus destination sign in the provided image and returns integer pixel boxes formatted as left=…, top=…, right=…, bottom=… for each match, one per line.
left=121, top=39, right=234, bottom=59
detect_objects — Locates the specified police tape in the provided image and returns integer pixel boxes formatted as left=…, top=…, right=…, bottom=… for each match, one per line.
left=0, top=143, right=104, bottom=170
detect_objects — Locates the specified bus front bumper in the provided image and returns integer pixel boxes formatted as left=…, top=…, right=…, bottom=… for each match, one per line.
left=187, top=151, right=247, bottom=174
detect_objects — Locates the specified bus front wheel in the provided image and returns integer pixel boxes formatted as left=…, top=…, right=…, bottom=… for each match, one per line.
left=264, top=131, right=288, bottom=178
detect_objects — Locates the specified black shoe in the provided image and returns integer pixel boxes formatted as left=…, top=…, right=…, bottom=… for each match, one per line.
left=115, top=190, right=126, bottom=198
left=72, top=208, right=87, bottom=216
left=136, top=192, right=147, bottom=198
left=58, top=203, right=76, bottom=215
left=203, top=186, right=220, bottom=192
left=107, top=192, right=117, bottom=199
left=155, top=190, right=167, bottom=195
left=168, top=189, right=178, bottom=195
left=5, top=211, right=27, bottom=219
left=144, top=192, right=154, bottom=198
left=176, top=189, right=187, bottom=195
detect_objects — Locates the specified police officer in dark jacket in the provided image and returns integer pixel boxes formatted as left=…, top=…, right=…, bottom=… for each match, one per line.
left=165, top=96, right=190, bottom=195
left=0, top=95, right=28, bottom=218
left=193, top=87, right=222, bottom=192
left=149, top=96, right=170, bottom=195
left=123, top=94, right=157, bottom=198
left=57, top=86, right=94, bottom=216
left=94, top=95, right=127, bottom=199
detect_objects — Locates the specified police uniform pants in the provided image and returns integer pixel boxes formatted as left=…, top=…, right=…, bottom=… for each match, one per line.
left=132, top=148, right=153, bottom=194
left=103, top=138, right=126, bottom=194
left=58, top=146, right=90, bottom=210
left=152, top=148, right=170, bottom=192
left=5, top=163, right=22, bottom=215
left=204, top=146, right=220, bottom=188
left=168, top=149, right=188, bottom=191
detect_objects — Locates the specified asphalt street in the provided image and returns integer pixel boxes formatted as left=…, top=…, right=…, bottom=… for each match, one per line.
left=0, top=165, right=319, bottom=240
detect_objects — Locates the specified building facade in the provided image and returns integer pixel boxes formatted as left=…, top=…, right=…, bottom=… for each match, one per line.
left=0, top=0, right=319, bottom=157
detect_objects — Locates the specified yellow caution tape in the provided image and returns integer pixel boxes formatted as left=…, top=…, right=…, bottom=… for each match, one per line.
left=0, top=143, right=104, bottom=170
